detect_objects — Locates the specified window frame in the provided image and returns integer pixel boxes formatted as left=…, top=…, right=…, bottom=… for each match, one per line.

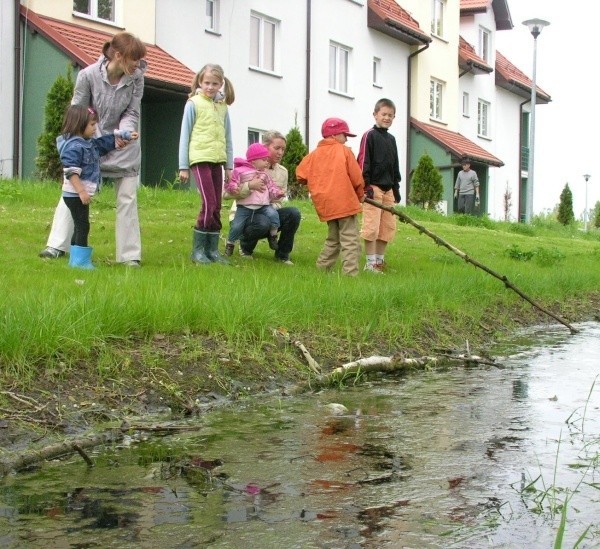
left=462, top=92, right=470, bottom=117
left=372, top=57, right=382, bottom=88
left=431, top=0, right=445, bottom=37
left=248, top=129, right=266, bottom=147
left=479, top=26, right=491, bottom=63
left=205, top=0, right=220, bottom=33
left=329, top=41, right=352, bottom=95
left=430, top=78, right=444, bottom=121
left=249, top=11, right=279, bottom=74
left=478, top=98, right=491, bottom=138
left=72, top=0, right=121, bottom=26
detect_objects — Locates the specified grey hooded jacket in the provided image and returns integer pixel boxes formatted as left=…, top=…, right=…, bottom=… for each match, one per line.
left=71, top=55, right=147, bottom=178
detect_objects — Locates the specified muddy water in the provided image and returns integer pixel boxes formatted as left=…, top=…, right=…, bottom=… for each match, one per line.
left=0, top=323, right=598, bottom=548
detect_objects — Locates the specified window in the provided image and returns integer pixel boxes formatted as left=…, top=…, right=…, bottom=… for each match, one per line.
left=329, top=42, right=350, bottom=94
left=248, top=129, right=265, bottom=146
left=250, top=12, right=278, bottom=72
left=478, top=99, right=490, bottom=137
left=431, top=0, right=445, bottom=37
left=462, top=92, right=469, bottom=117
left=373, top=57, right=382, bottom=87
left=479, top=26, right=491, bottom=63
left=73, top=0, right=117, bottom=23
left=206, top=0, right=219, bottom=32
left=430, top=78, right=444, bottom=120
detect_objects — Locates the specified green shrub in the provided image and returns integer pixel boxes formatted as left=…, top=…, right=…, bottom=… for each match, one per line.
left=282, top=126, right=308, bottom=199
left=506, top=244, right=534, bottom=261
left=409, top=153, right=443, bottom=209
left=557, top=183, right=575, bottom=226
left=452, top=213, right=494, bottom=229
left=35, top=65, right=75, bottom=182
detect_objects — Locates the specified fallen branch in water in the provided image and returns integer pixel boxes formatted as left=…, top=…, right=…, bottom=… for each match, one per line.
left=364, top=198, right=578, bottom=334
left=0, top=429, right=124, bottom=477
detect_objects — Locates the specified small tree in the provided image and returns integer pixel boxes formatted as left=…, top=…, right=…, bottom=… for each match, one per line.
left=557, top=183, right=575, bottom=226
left=35, top=65, right=75, bottom=181
left=409, top=153, right=443, bottom=209
left=503, top=183, right=513, bottom=221
left=592, top=201, right=600, bottom=229
left=282, top=125, right=308, bottom=199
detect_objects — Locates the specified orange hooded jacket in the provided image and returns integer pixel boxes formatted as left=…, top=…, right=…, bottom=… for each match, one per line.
left=296, top=138, right=365, bottom=222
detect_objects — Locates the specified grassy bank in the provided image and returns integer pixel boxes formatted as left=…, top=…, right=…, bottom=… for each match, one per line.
left=1, top=180, right=600, bottom=409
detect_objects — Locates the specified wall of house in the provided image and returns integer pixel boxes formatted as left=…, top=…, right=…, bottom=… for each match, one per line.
left=493, top=87, right=524, bottom=221
left=20, top=29, right=77, bottom=180
left=459, top=7, right=521, bottom=221
left=405, top=0, right=460, bottom=130
left=155, top=0, right=410, bottom=199
left=1, top=1, right=17, bottom=177
left=21, top=0, right=156, bottom=43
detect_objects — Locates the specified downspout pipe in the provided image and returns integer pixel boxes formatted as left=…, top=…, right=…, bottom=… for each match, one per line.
left=304, top=0, right=311, bottom=146
left=13, top=0, right=21, bottom=177
left=405, top=43, right=429, bottom=200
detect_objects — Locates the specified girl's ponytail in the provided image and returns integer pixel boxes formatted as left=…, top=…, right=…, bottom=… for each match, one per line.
left=222, top=76, right=235, bottom=106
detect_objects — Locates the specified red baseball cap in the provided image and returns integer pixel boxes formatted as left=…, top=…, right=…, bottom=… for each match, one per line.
left=321, top=117, right=356, bottom=138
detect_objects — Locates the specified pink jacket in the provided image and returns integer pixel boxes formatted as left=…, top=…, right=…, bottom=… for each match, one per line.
left=224, top=158, right=284, bottom=206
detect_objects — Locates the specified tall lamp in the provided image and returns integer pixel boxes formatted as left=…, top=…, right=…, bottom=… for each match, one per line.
left=523, top=18, right=550, bottom=223
left=583, top=174, right=591, bottom=231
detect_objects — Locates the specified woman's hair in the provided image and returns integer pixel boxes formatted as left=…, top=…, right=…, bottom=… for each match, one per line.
left=262, top=131, right=286, bottom=146
left=62, top=105, right=97, bottom=137
left=102, top=32, right=147, bottom=67
left=189, top=63, right=235, bottom=105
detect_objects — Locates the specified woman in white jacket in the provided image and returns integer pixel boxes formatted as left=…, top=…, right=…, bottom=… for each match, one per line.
left=39, top=32, right=147, bottom=267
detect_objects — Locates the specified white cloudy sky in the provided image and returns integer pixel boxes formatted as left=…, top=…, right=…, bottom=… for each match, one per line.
left=495, top=0, right=598, bottom=218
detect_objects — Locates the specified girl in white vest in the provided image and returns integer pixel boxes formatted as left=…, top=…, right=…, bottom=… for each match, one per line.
left=178, top=64, right=235, bottom=265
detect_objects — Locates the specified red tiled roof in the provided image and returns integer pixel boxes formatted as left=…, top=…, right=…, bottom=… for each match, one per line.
left=21, top=6, right=194, bottom=91
left=411, top=118, right=504, bottom=167
left=459, top=36, right=493, bottom=74
left=460, top=0, right=512, bottom=31
left=496, top=51, right=551, bottom=103
left=460, top=0, right=490, bottom=12
left=368, top=0, right=431, bottom=45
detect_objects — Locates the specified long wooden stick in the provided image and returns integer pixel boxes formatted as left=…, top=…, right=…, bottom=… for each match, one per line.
left=365, top=198, right=578, bottom=334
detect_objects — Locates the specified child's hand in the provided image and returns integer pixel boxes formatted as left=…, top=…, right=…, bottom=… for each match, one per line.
left=179, top=169, right=189, bottom=183
left=249, top=176, right=266, bottom=192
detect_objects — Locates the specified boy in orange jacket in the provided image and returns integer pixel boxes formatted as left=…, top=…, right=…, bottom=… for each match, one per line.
left=296, top=118, right=365, bottom=276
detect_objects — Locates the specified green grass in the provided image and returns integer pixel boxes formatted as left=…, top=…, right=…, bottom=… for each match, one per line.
left=2, top=180, right=600, bottom=385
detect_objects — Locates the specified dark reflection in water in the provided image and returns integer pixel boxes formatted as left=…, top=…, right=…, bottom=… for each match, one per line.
left=0, top=323, right=598, bottom=548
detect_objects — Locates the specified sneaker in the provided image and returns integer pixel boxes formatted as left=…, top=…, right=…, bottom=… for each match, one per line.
left=224, top=242, right=235, bottom=257
left=39, top=246, right=65, bottom=259
left=267, top=234, right=279, bottom=251
left=374, top=262, right=385, bottom=272
left=239, top=248, right=253, bottom=259
left=276, top=257, right=294, bottom=266
left=123, top=260, right=141, bottom=268
left=364, top=263, right=384, bottom=274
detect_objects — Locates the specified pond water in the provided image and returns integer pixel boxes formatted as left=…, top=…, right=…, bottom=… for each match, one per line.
left=0, top=322, right=598, bottom=548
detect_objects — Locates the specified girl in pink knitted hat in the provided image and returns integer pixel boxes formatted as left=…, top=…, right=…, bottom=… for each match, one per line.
left=223, top=143, right=285, bottom=257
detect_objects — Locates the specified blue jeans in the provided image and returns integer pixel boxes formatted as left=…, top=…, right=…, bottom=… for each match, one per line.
left=228, top=205, right=279, bottom=243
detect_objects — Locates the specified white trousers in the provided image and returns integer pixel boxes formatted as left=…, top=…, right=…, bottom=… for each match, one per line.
left=47, top=175, right=141, bottom=263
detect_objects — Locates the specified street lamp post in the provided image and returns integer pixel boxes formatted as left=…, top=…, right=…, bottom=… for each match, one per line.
left=583, top=174, right=591, bottom=231
left=523, top=18, right=550, bottom=223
